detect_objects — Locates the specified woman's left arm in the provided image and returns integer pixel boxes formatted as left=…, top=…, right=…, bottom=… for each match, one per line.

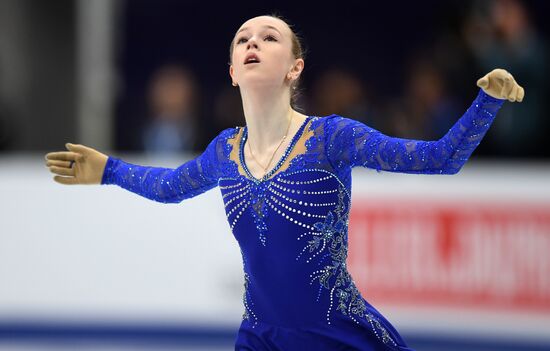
left=325, top=69, right=524, bottom=174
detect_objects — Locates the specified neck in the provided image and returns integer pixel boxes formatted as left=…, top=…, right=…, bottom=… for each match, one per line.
left=240, top=84, right=296, bottom=151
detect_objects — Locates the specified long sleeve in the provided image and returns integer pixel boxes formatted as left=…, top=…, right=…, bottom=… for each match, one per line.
left=101, top=129, right=229, bottom=203
left=325, top=88, right=505, bottom=174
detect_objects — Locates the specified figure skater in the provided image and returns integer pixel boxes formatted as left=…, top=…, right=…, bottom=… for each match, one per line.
left=45, top=14, right=524, bottom=351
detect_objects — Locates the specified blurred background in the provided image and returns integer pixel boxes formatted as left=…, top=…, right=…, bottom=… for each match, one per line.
left=1, top=0, right=549, bottom=350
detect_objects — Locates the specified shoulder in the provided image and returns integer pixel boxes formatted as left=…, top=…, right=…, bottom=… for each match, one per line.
left=220, top=126, right=240, bottom=137
left=202, top=127, right=240, bottom=152
left=215, top=126, right=241, bottom=143
left=318, top=114, right=362, bottom=125
left=319, top=114, right=371, bottom=134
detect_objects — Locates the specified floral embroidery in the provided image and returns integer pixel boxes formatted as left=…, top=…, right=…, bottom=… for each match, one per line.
left=240, top=249, right=258, bottom=328
left=241, top=272, right=258, bottom=326
left=299, top=181, right=398, bottom=348
left=365, top=312, right=398, bottom=346
left=248, top=181, right=270, bottom=246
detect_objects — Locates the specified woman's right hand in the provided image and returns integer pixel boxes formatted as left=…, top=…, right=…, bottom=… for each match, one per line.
left=45, top=143, right=109, bottom=185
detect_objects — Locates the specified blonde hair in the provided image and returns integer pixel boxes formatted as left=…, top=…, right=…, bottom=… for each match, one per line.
left=228, top=12, right=307, bottom=111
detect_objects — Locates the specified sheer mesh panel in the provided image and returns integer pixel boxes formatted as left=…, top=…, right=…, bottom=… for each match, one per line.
left=101, top=128, right=234, bottom=203
left=325, top=89, right=504, bottom=175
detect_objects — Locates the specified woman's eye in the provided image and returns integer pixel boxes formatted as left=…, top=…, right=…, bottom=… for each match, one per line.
left=236, top=35, right=277, bottom=44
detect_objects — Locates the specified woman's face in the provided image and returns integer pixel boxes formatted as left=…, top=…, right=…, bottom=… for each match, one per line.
left=229, top=16, right=302, bottom=90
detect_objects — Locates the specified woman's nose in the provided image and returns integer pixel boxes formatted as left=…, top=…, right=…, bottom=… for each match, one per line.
left=247, top=37, right=258, bottom=49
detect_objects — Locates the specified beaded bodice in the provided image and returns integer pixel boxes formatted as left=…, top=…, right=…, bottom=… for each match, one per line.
left=238, top=115, right=313, bottom=183
left=101, top=89, right=504, bottom=347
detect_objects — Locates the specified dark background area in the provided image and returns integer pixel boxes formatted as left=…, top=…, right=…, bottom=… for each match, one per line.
left=0, top=0, right=548, bottom=159
left=116, top=0, right=550, bottom=158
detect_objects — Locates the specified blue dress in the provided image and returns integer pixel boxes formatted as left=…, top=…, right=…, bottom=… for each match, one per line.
left=101, top=89, right=504, bottom=350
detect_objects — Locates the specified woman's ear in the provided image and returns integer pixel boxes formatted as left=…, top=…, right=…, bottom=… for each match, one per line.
left=286, top=59, right=304, bottom=80
left=229, top=65, right=237, bottom=86
left=288, top=59, right=304, bottom=81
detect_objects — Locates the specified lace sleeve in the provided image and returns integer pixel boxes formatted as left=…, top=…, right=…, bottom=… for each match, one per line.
left=100, top=129, right=230, bottom=203
left=325, top=88, right=505, bottom=174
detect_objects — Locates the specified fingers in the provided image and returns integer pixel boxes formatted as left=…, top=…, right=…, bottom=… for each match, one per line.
left=66, top=143, right=91, bottom=154
left=517, top=85, right=525, bottom=102
left=508, top=83, right=518, bottom=102
left=480, top=68, right=524, bottom=102
left=48, top=165, right=75, bottom=177
left=44, top=142, right=89, bottom=162
left=500, top=74, right=514, bottom=99
left=45, top=143, right=88, bottom=185
left=477, top=76, right=489, bottom=89
left=46, top=159, right=73, bottom=168
left=53, top=175, right=78, bottom=185
left=45, top=151, right=82, bottom=162
left=501, top=72, right=524, bottom=103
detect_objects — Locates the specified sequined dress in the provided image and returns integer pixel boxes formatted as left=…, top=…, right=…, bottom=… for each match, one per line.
left=101, top=89, right=505, bottom=350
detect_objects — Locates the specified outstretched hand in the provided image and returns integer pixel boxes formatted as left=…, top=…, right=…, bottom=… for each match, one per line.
left=45, top=143, right=109, bottom=185
left=477, top=68, right=524, bottom=102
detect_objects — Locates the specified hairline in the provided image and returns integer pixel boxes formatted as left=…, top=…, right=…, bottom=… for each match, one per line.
left=236, top=24, right=283, bottom=37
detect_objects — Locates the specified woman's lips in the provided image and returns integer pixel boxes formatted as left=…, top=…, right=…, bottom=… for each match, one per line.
left=244, top=53, right=260, bottom=64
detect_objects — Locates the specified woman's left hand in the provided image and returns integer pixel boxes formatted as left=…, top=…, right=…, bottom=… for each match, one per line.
left=477, top=68, right=524, bottom=102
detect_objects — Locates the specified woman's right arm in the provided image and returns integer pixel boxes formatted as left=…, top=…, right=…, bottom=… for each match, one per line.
left=46, top=129, right=230, bottom=204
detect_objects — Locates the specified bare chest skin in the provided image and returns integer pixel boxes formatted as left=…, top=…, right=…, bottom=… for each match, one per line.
left=228, top=112, right=314, bottom=182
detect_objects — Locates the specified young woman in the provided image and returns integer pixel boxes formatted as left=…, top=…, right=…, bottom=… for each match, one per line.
left=45, top=14, right=524, bottom=351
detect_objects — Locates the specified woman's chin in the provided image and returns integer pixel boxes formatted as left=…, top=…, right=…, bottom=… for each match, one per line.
left=239, top=75, right=282, bottom=88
